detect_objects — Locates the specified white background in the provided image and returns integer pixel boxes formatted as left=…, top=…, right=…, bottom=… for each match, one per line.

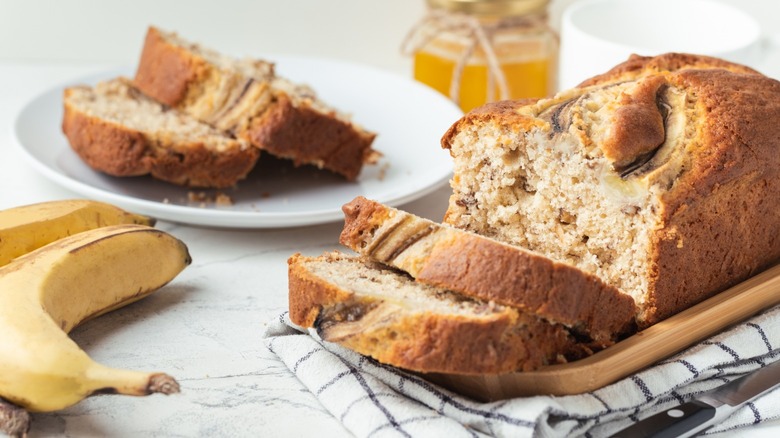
left=1, top=0, right=778, bottom=78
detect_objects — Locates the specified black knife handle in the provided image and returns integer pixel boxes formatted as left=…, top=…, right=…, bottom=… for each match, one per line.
left=612, top=400, right=717, bottom=438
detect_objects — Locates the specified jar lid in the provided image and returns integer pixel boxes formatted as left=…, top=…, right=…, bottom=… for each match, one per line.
left=427, top=0, right=549, bottom=16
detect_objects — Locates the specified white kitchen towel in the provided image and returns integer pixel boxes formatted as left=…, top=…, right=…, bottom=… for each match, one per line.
left=264, top=305, right=780, bottom=437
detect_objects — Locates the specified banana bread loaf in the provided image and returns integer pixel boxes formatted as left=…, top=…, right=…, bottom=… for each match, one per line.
left=134, top=27, right=378, bottom=180
left=288, top=251, right=590, bottom=374
left=442, top=53, right=780, bottom=326
left=62, top=78, right=258, bottom=188
left=339, top=196, right=636, bottom=347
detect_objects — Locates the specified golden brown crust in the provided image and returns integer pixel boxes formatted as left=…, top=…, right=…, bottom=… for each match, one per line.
left=288, top=253, right=351, bottom=327
left=641, top=69, right=780, bottom=324
left=132, top=26, right=377, bottom=181
left=601, top=75, right=668, bottom=173
left=62, top=101, right=152, bottom=177
left=577, top=53, right=761, bottom=88
left=133, top=27, right=206, bottom=107
left=440, top=53, right=780, bottom=327
left=244, top=95, right=377, bottom=181
left=441, top=99, right=539, bottom=152
left=586, top=57, right=780, bottom=324
left=287, top=252, right=590, bottom=375
left=442, top=54, right=759, bottom=155
left=340, top=196, right=637, bottom=346
left=62, top=98, right=259, bottom=188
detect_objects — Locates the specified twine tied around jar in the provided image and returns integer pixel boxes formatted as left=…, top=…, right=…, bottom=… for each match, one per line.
left=402, top=9, right=549, bottom=106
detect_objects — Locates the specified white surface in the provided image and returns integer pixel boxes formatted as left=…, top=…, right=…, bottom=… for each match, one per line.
left=13, top=60, right=461, bottom=228
left=558, top=0, right=768, bottom=89
left=0, top=0, right=425, bottom=74
left=1, top=0, right=780, bottom=436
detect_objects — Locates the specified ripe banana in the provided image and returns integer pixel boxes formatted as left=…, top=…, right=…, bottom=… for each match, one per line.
left=0, top=199, right=154, bottom=267
left=0, top=224, right=190, bottom=415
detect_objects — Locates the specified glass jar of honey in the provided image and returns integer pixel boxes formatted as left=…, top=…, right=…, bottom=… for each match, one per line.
left=403, top=0, right=557, bottom=112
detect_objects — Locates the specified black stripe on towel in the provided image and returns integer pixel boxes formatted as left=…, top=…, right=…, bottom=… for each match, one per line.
left=368, top=416, right=479, bottom=438
left=703, top=341, right=741, bottom=361
left=340, top=392, right=409, bottom=423
left=747, top=402, right=762, bottom=424
left=293, top=347, right=323, bottom=373
left=631, top=375, right=654, bottom=402
left=365, top=360, right=536, bottom=428
left=670, top=390, right=686, bottom=404
left=589, top=392, right=613, bottom=414
left=677, top=359, right=700, bottom=378
left=747, top=322, right=773, bottom=354
left=340, top=357, right=412, bottom=438
left=316, top=370, right=351, bottom=395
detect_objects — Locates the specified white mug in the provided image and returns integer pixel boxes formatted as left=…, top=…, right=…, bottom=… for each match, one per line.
left=558, top=0, right=766, bottom=90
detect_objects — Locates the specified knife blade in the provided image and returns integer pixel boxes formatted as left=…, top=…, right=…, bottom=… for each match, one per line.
left=613, top=356, right=780, bottom=438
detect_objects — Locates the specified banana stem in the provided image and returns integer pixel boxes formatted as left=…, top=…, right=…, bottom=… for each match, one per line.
left=148, top=374, right=181, bottom=395
left=0, top=397, right=30, bottom=438
left=86, top=364, right=180, bottom=397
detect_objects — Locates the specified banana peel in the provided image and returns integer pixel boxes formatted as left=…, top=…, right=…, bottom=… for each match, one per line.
left=0, top=199, right=154, bottom=267
left=0, top=201, right=190, bottom=436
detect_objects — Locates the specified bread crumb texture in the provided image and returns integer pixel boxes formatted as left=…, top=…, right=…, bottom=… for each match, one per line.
left=443, top=53, right=780, bottom=325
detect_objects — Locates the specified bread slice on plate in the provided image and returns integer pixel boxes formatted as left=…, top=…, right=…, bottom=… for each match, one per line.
left=133, top=26, right=378, bottom=181
left=339, top=196, right=636, bottom=347
left=441, top=53, right=780, bottom=326
left=62, top=77, right=258, bottom=188
left=288, top=251, right=590, bottom=375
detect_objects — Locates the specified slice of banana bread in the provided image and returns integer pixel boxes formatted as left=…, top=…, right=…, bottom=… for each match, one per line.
left=134, top=26, right=378, bottom=180
left=62, top=78, right=258, bottom=188
left=339, top=196, right=636, bottom=347
left=288, top=251, right=590, bottom=375
left=442, top=53, right=780, bottom=326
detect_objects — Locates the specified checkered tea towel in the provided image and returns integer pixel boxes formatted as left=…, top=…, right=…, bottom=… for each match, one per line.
left=264, top=305, right=780, bottom=437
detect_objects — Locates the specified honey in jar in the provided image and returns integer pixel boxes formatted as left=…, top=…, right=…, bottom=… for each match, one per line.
left=404, top=0, right=558, bottom=112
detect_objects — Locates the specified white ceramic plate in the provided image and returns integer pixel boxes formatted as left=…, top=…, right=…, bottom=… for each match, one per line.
left=12, top=57, right=463, bottom=228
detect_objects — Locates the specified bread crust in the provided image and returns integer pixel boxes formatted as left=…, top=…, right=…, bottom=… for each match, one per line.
left=133, top=26, right=377, bottom=181
left=577, top=53, right=761, bottom=88
left=244, top=94, right=377, bottom=181
left=288, top=252, right=590, bottom=374
left=440, top=53, right=780, bottom=326
left=580, top=54, right=779, bottom=323
left=62, top=95, right=259, bottom=188
left=645, top=69, right=780, bottom=323
left=134, top=26, right=207, bottom=107
left=340, top=196, right=637, bottom=346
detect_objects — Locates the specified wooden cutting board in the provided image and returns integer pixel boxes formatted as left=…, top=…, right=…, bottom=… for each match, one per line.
left=426, top=263, right=780, bottom=402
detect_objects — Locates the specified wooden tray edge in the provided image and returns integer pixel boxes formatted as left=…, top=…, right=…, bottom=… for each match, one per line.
left=426, top=263, right=780, bottom=402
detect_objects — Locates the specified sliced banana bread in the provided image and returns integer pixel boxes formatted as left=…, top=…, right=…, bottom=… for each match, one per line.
left=442, top=53, right=780, bottom=326
left=62, top=78, right=258, bottom=188
left=289, top=251, right=591, bottom=374
left=339, top=196, right=636, bottom=347
left=134, top=26, right=378, bottom=181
